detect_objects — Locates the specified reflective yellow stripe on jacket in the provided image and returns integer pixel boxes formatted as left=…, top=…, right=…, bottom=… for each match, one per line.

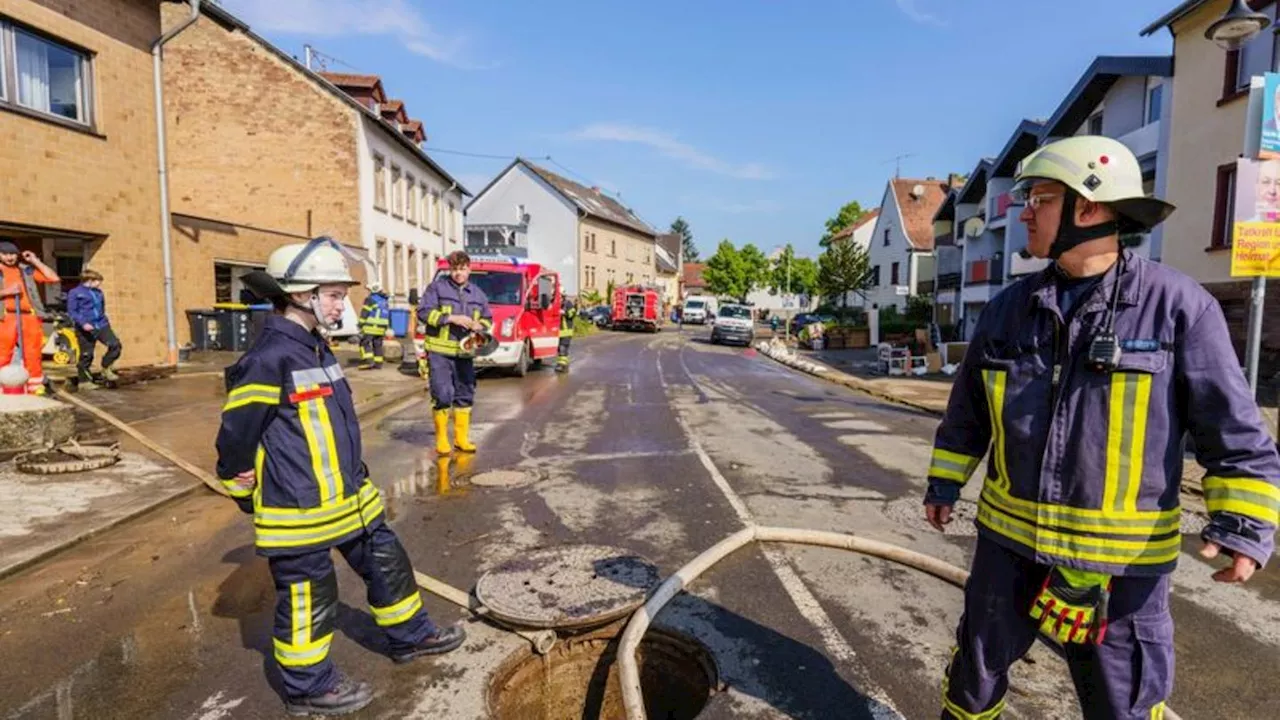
left=254, top=481, right=385, bottom=550
left=1104, top=370, right=1153, bottom=514
left=1202, top=476, right=1280, bottom=525
left=223, top=383, right=281, bottom=411
left=929, top=448, right=982, bottom=484
left=980, top=369, right=1010, bottom=491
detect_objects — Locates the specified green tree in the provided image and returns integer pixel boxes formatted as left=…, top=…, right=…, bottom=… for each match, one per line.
left=819, top=200, right=868, bottom=249
left=817, top=240, right=873, bottom=307
left=704, top=239, right=769, bottom=302
left=767, top=244, right=820, bottom=300
left=671, top=217, right=698, bottom=262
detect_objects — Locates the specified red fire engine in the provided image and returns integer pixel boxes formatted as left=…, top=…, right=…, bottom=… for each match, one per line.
left=610, top=284, right=662, bottom=333
left=410, top=256, right=563, bottom=376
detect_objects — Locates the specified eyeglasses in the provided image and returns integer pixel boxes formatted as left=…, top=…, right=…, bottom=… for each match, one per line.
left=1025, top=193, right=1062, bottom=210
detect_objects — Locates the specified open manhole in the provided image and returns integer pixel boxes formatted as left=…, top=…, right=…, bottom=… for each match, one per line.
left=476, top=545, right=660, bottom=630
left=488, top=623, right=719, bottom=720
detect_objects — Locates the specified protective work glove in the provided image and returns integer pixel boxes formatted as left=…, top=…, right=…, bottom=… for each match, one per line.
left=1028, top=567, right=1113, bottom=645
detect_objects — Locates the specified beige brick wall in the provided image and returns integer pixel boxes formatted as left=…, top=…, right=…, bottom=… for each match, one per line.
left=160, top=3, right=363, bottom=345
left=0, top=0, right=168, bottom=364
left=578, top=218, right=657, bottom=297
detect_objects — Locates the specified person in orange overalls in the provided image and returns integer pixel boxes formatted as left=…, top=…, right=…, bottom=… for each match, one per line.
left=0, top=241, right=60, bottom=394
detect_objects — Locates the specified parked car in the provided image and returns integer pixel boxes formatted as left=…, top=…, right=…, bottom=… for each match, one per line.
left=788, top=313, right=819, bottom=337
left=710, top=304, right=755, bottom=346
left=584, top=305, right=612, bottom=328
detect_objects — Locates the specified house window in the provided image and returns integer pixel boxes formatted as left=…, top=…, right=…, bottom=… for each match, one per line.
left=891, top=262, right=900, bottom=285
left=408, top=247, right=419, bottom=291
left=373, top=155, right=387, bottom=210
left=390, top=166, right=403, bottom=217
left=1, top=24, right=92, bottom=126
left=872, top=265, right=881, bottom=286
left=1145, top=80, right=1163, bottom=125
left=406, top=176, right=417, bottom=224
left=434, top=192, right=443, bottom=231
left=1211, top=162, right=1238, bottom=249
left=1087, top=113, right=1103, bottom=135
left=376, top=238, right=389, bottom=289
left=447, top=202, right=456, bottom=241
left=394, top=242, right=406, bottom=296
left=611, top=239, right=617, bottom=257
left=883, top=228, right=890, bottom=246
left=422, top=191, right=433, bottom=230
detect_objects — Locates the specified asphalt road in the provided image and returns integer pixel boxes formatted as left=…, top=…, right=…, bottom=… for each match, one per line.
left=2, top=327, right=1279, bottom=719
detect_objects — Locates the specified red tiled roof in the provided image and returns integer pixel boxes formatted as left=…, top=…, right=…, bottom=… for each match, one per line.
left=891, top=179, right=951, bottom=251
left=318, top=72, right=381, bottom=89
left=831, top=209, right=880, bottom=242
left=682, top=263, right=706, bottom=288
left=522, top=160, right=655, bottom=237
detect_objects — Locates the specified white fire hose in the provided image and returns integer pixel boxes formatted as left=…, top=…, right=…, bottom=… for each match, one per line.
left=617, top=525, right=1184, bottom=720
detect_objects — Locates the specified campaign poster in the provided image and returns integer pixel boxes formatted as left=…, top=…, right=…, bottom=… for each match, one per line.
left=1231, top=158, right=1280, bottom=277
left=1263, top=72, right=1280, bottom=160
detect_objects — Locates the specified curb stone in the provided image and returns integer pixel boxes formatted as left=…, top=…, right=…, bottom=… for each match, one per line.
left=752, top=340, right=945, bottom=417
left=0, top=383, right=429, bottom=581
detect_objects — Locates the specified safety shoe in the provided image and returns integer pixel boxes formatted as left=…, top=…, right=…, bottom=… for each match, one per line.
left=453, top=407, right=477, bottom=453
left=284, top=675, right=373, bottom=717
left=433, top=409, right=452, bottom=455
left=101, top=366, right=120, bottom=382
left=391, top=623, right=467, bottom=664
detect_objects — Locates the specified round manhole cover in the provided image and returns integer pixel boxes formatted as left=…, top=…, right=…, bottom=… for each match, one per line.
left=470, top=470, right=532, bottom=487
left=475, top=545, right=661, bottom=630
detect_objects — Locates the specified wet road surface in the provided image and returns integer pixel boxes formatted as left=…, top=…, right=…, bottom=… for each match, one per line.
left=2, top=328, right=1279, bottom=719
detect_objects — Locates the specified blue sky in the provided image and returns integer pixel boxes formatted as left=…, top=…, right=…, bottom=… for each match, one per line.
left=218, top=0, right=1177, bottom=258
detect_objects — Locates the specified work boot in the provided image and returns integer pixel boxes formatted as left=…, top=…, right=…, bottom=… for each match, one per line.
left=284, top=675, right=374, bottom=717
left=357, top=363, right=375, bottom=371
left=453, top=407, right=477, bottom=453
left=101, top=366, right=119, bottom=382
left=433, top=409, right=452, bottom=455
left=391, top=623, right=467, bottom=664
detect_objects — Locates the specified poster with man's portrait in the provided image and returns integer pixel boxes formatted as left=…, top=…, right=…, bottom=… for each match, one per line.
left=1263, top=73, right=1280, bottom=160
left=1235, top=158, right=1280, bottom=224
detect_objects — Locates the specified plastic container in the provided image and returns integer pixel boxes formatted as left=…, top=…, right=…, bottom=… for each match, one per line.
left=186, top=309, right=222, bottom=351
left=389, top=308, right=410, bottom=338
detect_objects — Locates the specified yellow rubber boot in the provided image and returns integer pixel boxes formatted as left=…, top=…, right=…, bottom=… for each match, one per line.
left=433, top=409, right=452, bottom=455
left=453, top=407, right=477, bottom=453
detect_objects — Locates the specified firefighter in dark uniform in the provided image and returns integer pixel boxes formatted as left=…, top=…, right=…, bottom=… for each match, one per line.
left=556, top=298, right=578, bottom=372
left=216, top=237, right=465, bottom=717
left=357, top=282, right=390, bottom=369
left=417, top=250, right=492, bottom=456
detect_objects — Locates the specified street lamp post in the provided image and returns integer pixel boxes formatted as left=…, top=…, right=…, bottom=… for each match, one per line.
left=1207, top=1, right=1272, bottom=396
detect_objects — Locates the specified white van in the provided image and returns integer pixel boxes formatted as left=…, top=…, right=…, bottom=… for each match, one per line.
left=682, top=297, right=715, bottom=324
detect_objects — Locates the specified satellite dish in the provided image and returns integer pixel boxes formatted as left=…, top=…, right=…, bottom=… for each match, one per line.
left=963, top=217, right=986, bottom=238
left=911, top=184, right=925, bottom=198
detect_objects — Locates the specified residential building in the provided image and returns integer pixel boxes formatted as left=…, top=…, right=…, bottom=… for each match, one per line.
left=864, top=178, right=951, bottom=312
left=829, top=209, right=880, bottom=307
left=1141, top=0, right=1280, bottom=372
left=654, top=232, right=682, bottom=312
left=0, top=0, right=166, bottom=362
left=682, top=263, right=707, bottom=298
left=160, top=2, right=467, bottom=347
left=319, top=72, right=463, bottom=304
left=465, top=159, right=657, bottom=297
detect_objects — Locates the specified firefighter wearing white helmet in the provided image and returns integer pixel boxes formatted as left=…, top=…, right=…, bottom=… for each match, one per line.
left=217, top=237, right=467, bottom=716
left=926, top=137, right=1280, bottom=719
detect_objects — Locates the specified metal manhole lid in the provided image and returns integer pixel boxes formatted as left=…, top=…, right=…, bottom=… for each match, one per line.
left=475, top=545, right=661, bottom=630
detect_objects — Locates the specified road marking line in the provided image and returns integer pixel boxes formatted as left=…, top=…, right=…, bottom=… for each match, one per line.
left=658, top=350, right=903, bottom=719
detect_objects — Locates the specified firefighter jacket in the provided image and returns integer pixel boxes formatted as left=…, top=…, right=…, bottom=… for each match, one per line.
left=67, top=284, right=109, bottom=329
left=416, top=276, right=492, bottom=357
left=359, top=291, right=390, bottom=335
left=560, top=305, right=578, bottom=338
left=215, top=314, right=385, bottom=557
left=927, top=251, right=1280, bottom=577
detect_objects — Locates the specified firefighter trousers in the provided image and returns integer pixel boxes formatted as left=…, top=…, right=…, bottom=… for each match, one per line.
left=427, top=352, right=475, bottom=409
left=0, top=312, right=45, bottom=393
left=556, top=336, right=571, bottom=367
left=942, top=537, right=1172, bottom=720
left=269, top=524, right=437, bottom=699
left=359, top=334, right=384, bottom=364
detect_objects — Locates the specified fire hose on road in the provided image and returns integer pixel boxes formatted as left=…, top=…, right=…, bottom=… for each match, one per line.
left=617, top=525, right=1186, bottom=720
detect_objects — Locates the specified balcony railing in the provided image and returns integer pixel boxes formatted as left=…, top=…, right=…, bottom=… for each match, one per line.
left=936, top=272, right=962, bottom=290
left=966, top=257, right=1004, bottom=286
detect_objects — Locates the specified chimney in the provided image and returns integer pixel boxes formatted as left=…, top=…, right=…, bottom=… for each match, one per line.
left=591, top=186, right=601, bottom=194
